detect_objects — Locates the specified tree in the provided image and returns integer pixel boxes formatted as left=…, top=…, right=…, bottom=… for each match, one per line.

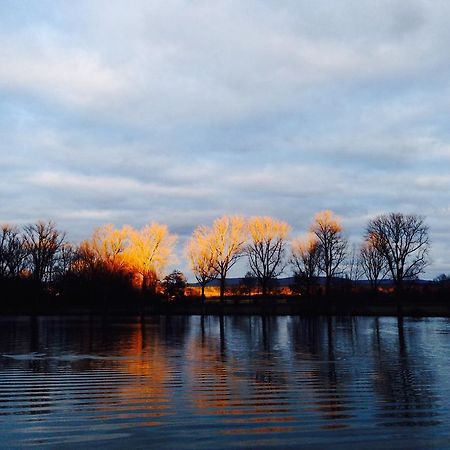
left=346, top=243, right=362, bottom=284
left=162, top=270, right=187, bottom=300
left=123, top=223, right=177, bottom=292
left=310, top=210, right=347, bottom=292
left=434, top=274, right=450, bottom=288
left=73, top=239, right=102, bottom=276
left=247, top=216, right=290, bottom=296
left=0, top=225, right=27, bottom=278
left=360, top=235, right=387, bottom=289
left=89, top=224, right=127, bottom=272
left=434, top=273, right=449, bottom=283
left=23, top=221, right=65, bottom=282
left=291, top=233, right=321, bottom=294
left=185, top=227, right=217, bottom=303
left=366, top=213, right=429, bottom=290
left=208, top=216, right=247, bottom=303
left=53, top=243, right=77, bottom=280
left=291, top=234, right=321, bottom=279
left=240, top=271, right=257, bottom=297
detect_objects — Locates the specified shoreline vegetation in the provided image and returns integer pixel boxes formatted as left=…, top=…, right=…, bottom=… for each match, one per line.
left=1, top=210, right=449, bottom=316
left=1, top=298, right=449, bottom=318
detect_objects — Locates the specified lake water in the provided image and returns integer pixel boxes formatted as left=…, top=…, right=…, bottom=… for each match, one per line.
left=0, top=315, right=449, bottom=449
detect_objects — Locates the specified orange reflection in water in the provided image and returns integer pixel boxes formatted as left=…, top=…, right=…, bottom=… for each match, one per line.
left=93, top=322, right=174, bottom=425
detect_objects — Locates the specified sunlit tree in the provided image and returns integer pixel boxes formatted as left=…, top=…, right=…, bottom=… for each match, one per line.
left=186, top=227, right=217, bottom=303
left=23, top=220, right=66, bottom=282
left=366, top=213, right=429, bottom=290
left=247, top=216, right=290, bottom=296
left=208, top=216, right=247, bottom=303
left=88, top=224, right=127, bottom=272
left=74, top=223, right=176, bottom=293
left=310, top=210, right=347, bottom=292
left=123, top=223, right=177, bottom=291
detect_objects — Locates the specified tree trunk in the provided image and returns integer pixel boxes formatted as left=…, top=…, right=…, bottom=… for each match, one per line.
left=201, top=284, right=205, bottom=306
left=220, top=277, right=225, bottom=304
left=261, top=279, right=267, bottom=298
left=325, top=276, right=331, bottom=296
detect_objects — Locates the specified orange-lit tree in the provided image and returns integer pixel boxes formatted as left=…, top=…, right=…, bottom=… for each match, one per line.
left=186, top=227, right=218, bottom=304
left=88, top=224, right=127, bottom=273
left=208, top=216, right=247, bottom=303
left=310, top=210, right=347, bottom=292
left=247, top=216, right=290, bottom=297
left=123, top=223, right=177, bottom=293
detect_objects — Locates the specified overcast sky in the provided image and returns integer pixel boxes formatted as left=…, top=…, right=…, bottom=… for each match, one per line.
left=1, top=0, right=450, bottom=279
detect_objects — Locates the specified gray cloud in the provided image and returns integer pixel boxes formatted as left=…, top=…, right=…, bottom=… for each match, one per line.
left=1, top=0, right=450, bottom=278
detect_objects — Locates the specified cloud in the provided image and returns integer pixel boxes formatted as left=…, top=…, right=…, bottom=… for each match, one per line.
left=1, top=0, right=450, bottom=278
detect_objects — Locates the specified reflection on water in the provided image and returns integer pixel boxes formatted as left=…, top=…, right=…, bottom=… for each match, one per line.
left=1, top=315, right=450, bottom=449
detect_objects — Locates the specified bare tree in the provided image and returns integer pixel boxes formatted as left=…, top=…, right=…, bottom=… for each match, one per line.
left=53, top=243, right=77, bottom=280
left=360, top=235, right=387, bottom=289
left=346, top=243, right=363, bottom=283
left=366, top=213, right=429, bottom=290
left=0, top=225, right=27, bottom=278
left=291, top=234, right=321, bottom=296
left=186, top=227, right=217, bottom=303
left=247, top=216, right=290, bottom=296
left=208, top=216, right=247, bottom=303
left=73, top=240, right=102, bottom=276
left=291, top=233, right=321, bottom=279
left=89, top=224, right=127, bottom=272
left=23, top=221, right=65, bottom=282
left=310, top=210, right=347, bottom=292
left=124, top=223, right=177, bottom=292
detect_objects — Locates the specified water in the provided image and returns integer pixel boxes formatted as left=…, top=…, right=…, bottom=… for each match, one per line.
left=0, top=315, right=450, bottom=449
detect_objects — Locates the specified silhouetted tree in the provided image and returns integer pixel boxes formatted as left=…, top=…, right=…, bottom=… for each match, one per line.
left=345, top=243, right=362, bottom=285
left=240, top=271, right=257, bottom=297
left=162, top=270, right=187, bottom=300
left=53, top=243, right=77, bottom=280
left=247, top=216, right=290, bottom=296
left=360, top=235, right=387, bottom=289
left=366, top=213, right=429, bottom=290
left=310, top=210, right=347, bottom=293
left=434, top=273, right=449, bottom=284
left=291, top=233, right=321, bottom=295
left=0, top=225, right=27, bottom=278
left=23, top=221, right=65, bottom=282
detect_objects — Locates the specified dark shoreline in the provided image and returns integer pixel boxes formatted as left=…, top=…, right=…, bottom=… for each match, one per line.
left=1, top=300, right=449, bottom=317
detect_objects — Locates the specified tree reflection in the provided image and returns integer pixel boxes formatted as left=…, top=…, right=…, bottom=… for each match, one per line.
left=0, top=315, right=444, bottom=445
left=288, top=316, right=354, bottom=428
left=371, top=317, right=438, bottom=426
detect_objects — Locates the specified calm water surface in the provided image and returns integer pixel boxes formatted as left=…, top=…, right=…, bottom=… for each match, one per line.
left=0, top=315, right=450, bottom=449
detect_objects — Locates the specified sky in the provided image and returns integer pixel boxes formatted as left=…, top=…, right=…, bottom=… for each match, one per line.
left=1, top=0, right=450, bottom=279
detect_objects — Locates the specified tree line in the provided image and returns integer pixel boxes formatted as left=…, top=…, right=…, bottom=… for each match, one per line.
left=0, top=210, right=437, bottom=307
